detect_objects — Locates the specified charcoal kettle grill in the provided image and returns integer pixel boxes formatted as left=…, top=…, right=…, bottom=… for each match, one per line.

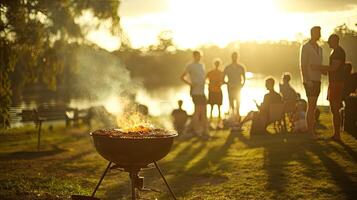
left=72, top=129, right=178, bottom=200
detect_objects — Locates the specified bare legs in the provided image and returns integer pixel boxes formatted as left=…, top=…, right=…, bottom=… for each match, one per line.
left=228, top=88, right=241, bottom=121
left=236, top=97, right=241, bottom=122
left=229, top=96, right=235, bottom=116
left=193, top=104, right=208, bottom=134
left=210, top=105, right=214, bottom=120
left=209, top=104, right=222, bottom=121
left=306, top=96, right=318, bottom=136
left=330, top=100, right=342, bottom=140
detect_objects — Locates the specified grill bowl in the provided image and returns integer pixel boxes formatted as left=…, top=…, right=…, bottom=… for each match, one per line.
left=90, top=129, right=177, bottom=167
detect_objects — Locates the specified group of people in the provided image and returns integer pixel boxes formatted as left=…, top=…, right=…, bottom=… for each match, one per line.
left=172, top=26, right=355, bottom=141
left=301, top=26, right=351, bottom=141
left=179, top=51, right=245, bottom=135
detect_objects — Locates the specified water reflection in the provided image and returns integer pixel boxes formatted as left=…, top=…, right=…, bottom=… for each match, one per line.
left=134, top=72, right=329, bottom=117
left=10, top=73, right=329, bottom=125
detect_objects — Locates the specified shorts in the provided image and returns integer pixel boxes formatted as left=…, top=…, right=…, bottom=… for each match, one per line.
left=228, top=85, right=242, bottom=101
left=192, top=95, right=207, bottom=105
left=303, top=81, right=321, bottom=97
left=327, top=82, right=344, bottom=102
left=208, top=91, right=223, bottom=105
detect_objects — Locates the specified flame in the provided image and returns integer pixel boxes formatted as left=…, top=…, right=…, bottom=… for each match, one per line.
left=116, top=111, right=154, bottom=132
left=124, top=125, right=151, bottom=133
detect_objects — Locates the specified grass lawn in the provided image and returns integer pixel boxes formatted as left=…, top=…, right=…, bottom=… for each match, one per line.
left=0, top=110, right=356, bottom=200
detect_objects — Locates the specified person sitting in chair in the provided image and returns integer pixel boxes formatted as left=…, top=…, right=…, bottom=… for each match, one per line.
left=279, top=73, right=298, bottom=127
left=239, top=77, right=282, bottom=134
left=279, top=72, right=297, bottom=102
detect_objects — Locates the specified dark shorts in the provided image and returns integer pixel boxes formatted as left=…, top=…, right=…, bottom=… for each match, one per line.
left=303, top=81, right=321, bottom=97
left=208, top=91, right=223, bottom=105
left=192, top=95, right=207, bottom=105
left=327, top=82, right=344, bottom=103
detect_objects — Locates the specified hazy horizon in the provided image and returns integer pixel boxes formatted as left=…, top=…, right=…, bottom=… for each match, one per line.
left=80, top=0, right=357, bottom=51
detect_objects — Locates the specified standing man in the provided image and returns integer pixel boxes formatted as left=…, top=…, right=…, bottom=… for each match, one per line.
left=181, top=50, right=208, bottom=135
left=206, top=58, right=225, bottom=121
left=300, top=26, right=323, bottom=138
left=312, top=34, right=346, bottom=141
left=224, top=52, right=246, bottom=121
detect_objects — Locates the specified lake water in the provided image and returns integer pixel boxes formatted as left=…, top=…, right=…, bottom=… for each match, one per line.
left=10, top=72, right=329, bottom=126
left=133, top=72, right=329, bottom=117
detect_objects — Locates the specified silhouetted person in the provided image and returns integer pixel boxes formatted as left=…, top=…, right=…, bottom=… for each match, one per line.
left=300, top=26, right=323, bottom=138
left=279, top=72, right=297, bottom=102
left=171, top=100, right=188, bottom=134
left=312, top=34, right=346, bottom=141
left=342, top=63, right=357, bottom=133
left=279, top=73, right=298, bottom=126
left=343, top=63, right=357, bottom=99
left=224, top=52, right=246, bottom=121
left=206, top=58, right=224, bottom=121
left=181, top=50, right=208, bottom=135
left=240, top=78, right=282, bottom=133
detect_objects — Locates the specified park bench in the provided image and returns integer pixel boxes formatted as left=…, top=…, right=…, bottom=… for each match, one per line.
left=17, top=105, right=91, bottom=150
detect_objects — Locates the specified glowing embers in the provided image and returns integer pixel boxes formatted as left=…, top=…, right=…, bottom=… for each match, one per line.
left=92, top=127, right=176, bottom=138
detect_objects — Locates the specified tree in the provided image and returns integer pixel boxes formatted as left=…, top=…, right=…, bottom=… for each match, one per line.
left=0, top=0, right=121, bottom=128
left=148, top=31, right=176, bottom=53
left=334, top=24, right=357, bottom=71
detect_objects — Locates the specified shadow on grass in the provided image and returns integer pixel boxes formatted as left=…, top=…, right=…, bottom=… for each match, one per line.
left=0, top=145, right=67, bottom=161
left=101, top=171, right=131, bottom=199
left=237, top=132, right=357, bottom=199
left=97, top=132, right=357, bottom=199
left=306, top=142, right=357, bottom=200
left=236, top=133, right=304, bottom=194
left=345, top=129, right=357, bottom=140
left=152, top=131, right=236, bottom=198
left=327, top=141, right=357, bottom=162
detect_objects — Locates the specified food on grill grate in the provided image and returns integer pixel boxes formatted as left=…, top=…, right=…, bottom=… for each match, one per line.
left=92, top=126, right=176, bottom=138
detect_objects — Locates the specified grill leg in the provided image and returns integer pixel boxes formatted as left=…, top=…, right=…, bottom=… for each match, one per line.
left=154, top=162, right=177, bottom=200
left=91, top=162, right=112, bottom=197
left=129, top=172, right=137, bottom=200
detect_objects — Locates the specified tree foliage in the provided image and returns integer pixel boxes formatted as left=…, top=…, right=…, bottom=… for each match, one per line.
left=0, top=0, right=121, bottom=128
left=334, top=24, right=357, bottom=67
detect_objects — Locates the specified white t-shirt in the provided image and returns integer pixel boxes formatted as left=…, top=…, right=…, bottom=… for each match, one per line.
left=300, top=41, right=323, bottom=82
left=184, top=62, right=205, bottom=95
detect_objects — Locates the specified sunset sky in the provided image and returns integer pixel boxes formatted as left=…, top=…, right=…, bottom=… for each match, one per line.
left=85, top=0, right=357, bottom=51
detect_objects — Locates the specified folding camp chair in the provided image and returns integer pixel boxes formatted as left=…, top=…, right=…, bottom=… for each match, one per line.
left=268, top=103, right=286, bottom=133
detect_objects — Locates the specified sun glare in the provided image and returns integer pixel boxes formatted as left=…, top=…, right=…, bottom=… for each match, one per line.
left=166, top=0, right=299, bottom=48
left=86, top=0, right=357, bottom=50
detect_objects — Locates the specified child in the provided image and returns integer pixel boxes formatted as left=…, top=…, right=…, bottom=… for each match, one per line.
left=293, top=102, right=308, bottom=133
